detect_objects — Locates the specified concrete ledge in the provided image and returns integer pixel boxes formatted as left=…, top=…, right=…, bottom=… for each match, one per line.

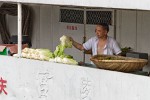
left=0, top=55, right=150, bottom=100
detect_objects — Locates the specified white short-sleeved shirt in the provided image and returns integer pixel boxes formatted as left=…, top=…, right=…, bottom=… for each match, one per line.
left=83, top=36, right=121, bottom=56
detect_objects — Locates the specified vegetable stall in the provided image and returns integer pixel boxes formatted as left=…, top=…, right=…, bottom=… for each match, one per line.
left=0, top=0, right=150, bottom=100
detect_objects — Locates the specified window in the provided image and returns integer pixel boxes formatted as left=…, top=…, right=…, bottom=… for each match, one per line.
left=60, top=9, right=84, bottom=24
left=86, top=11, right=112, bottom=25
left=60, top=8, right=113, bottom=25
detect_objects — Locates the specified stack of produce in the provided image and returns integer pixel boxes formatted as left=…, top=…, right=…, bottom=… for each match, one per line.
left=50, top=35, right=78, bottom=65
left=19, top=35, right=78, bottom=65
left=21, top=48, right=54, bottom=61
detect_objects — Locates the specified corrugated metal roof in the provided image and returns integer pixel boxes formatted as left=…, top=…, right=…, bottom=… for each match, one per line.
left=0, top=0, right=150, bottom=10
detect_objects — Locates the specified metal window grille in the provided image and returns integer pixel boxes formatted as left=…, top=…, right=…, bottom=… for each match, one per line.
left=60, top=9, right=84, bottom=24
left=60, top=8, right=112, bottom=25
left=86, top=11, right=112, bottom=25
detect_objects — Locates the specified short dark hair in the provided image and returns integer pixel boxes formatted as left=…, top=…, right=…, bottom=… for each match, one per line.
left=97, top=23, right=109, bottom=32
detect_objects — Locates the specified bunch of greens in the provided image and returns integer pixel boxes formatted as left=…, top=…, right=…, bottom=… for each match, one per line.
left=36, top=49, right=55, bottom=60
left=21, top=48, right=54, bottom=61
left=60, top=35, right=72, bottom=48
left=51, top=35, right=78, bottom=65
left=54, top=35, right=72, bottom=57
left=21, top=35, right=78, bottom=65
left=54, top=44, right=66, bottom=57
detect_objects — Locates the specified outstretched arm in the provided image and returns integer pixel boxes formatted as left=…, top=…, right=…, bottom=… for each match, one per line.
left=70, top=37, right=84, bottom=51
left=72, top=40, right=92, bottom=55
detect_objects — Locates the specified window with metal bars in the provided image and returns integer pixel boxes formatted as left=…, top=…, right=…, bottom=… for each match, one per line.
left=60, top=8, right=112, bottom=25
left=86, top=11, right=112, bottom=25
left=60, top=9, right=84, bottom=24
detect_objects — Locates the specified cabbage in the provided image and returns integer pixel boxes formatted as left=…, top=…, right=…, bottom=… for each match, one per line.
left=54, top=57, right=63, bottom=63
left=54, top=35, right=73, bottom=57
left=36, top=49, right=55, bottom=61
left=21, top=35, right=78, bottom=65
left=22, top=48, right=30, bottom=53
left=62, top=58, right=78, bottom=65
left=52, top=57, right=77, bottom=65
left=60, top=35, right=72, bottom=48
left=21, top=48, right=54, bottom=61
left=54, top=44, right=65, bottom=57
left=53, top=35, right=78, bottom=65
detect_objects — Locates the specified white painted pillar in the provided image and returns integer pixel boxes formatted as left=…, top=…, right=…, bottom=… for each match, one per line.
left=83, top=8, right=86, bottom=63
left=18, top=3, right=22, bottom=57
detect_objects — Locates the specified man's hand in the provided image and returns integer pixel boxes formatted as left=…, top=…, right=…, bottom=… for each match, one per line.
left=68, top=36, right=84, bottom=51
left=69, top=37, right=74, bottom=43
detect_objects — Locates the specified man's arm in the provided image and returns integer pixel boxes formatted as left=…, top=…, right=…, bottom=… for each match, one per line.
left=72, top=40, right=92, bottom=55
left=70, top=37, right=84, bottom=51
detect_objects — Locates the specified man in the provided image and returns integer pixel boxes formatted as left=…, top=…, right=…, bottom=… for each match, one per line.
left=70, top=23, right=121, bottom=56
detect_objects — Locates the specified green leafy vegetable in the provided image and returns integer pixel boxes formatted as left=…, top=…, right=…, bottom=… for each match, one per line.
left=36, top=49, right=55, bottom=60
left=21, top=48, right=54, bottom=61
left=21, top=35, right=78, bottom=65
left=52, top=35, right=78, bottom=65
left=54, top=44, right=66, bottom=57
left=60, top=35, right=72, bottom=48
left=62, top=58, right=78, bottom=65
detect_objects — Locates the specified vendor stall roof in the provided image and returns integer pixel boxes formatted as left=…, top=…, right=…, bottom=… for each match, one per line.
left=0, top=0, right=150, bottom=11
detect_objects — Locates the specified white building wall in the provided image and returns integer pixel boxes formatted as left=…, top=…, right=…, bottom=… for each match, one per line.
left=137, top=11, right=150, bottom=54
left=39, top=5, right=53, bottom=49
left=116, top=10, right=137, bottom=50
left=31, top=5, right=54, bottom=51
left=31, top=5, right=40, bottom=48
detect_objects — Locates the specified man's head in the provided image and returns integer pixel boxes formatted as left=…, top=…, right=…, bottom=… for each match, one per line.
left=95, top=23, right=109, bottom=39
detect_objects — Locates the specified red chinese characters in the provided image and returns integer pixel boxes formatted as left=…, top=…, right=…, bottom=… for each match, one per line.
left=67, top=25, right=78, bottom=30
left=0, top=77, right=7, bottom=95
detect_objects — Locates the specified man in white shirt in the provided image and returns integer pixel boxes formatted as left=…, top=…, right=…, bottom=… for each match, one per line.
left=70, top=23, right=122, bottom=56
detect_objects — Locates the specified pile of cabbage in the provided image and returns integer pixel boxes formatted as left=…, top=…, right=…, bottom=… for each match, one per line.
left=21, top=48, right=54, bottom=61
left=21, top=35, right=78, bottom=65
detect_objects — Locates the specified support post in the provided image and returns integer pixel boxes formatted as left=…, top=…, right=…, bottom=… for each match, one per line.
left=17, top=3, right=22, bottom=57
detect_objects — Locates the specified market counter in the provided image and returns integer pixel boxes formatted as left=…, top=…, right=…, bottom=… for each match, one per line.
left=0, top=55, right=150, bottom=100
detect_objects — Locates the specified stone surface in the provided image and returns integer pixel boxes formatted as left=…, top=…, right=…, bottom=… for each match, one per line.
left=0, top=55, right=150, bottom=100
